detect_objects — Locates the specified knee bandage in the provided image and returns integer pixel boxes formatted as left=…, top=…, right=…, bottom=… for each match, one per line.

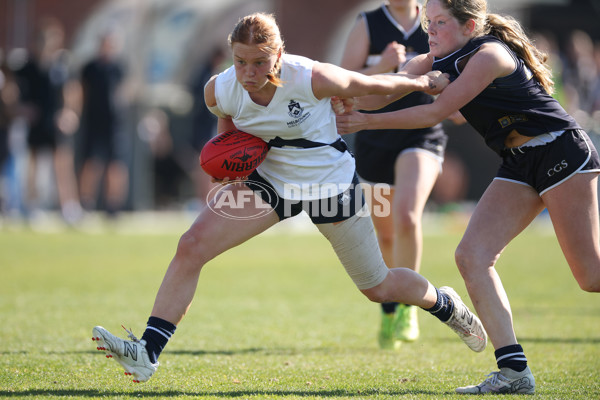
left=316, top=209, right=389, bottom=290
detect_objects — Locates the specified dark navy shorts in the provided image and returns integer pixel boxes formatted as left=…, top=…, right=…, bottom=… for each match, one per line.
left=355, top=134, right=447, bottom=184
left=245, top=171, right=365, bottom=224
left=496, top=129, right=600, bottom=195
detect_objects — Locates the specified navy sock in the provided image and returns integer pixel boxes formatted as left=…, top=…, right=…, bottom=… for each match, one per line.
left=495, top=344, right=528, bottom=372
left=381, top=302, right=399, bottom=314
left=141, top=316, right=176, bottom=364
left=423, top=287, right=453, bottom=322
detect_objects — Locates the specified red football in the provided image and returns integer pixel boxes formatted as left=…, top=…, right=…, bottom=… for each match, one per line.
left=200, top=129, right=268, bottom=179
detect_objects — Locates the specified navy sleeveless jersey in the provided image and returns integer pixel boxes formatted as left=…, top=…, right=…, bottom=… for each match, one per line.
left=356, top=5, right=445, bottom=150
left=432, top=35, right=580, bottom=155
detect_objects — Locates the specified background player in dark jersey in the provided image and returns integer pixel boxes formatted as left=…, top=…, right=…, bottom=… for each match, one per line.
left=335, top=0, right=600, bottom=394
left=340, top=0, right=450, bottom=350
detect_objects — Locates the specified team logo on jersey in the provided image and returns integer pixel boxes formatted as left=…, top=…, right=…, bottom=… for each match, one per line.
left=498, top=114, right=528, bottom=128
left=288, top=99, right=304, bottom=118
left=286, top=99, right=311, bottom=128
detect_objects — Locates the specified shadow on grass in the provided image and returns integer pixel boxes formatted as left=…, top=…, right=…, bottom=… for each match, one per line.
left=0, top=388, right=442, bottom=397
left=5, top=336, right=600, bottom=357
left=518, top=337, right=600, bottom=344
left=5, top=347, right=366, bottom=357
left=165, top=347, right=361, bottom=356
left=0, top=349, right=269, bottom=356
left=168, top=347, right=274, bottom=356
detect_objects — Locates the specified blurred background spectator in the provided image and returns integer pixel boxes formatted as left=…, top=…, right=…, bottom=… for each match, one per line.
left=0, top=52, right=20, bottom=220
left=0, top=0, right=598, bottom=221
left=562, top=30, right=597, bottom=116
left=137, top=107, right=186, bottom=209
left=11, top=17, right=82, bottom=225
left=77, top=30, right=129, bottom=218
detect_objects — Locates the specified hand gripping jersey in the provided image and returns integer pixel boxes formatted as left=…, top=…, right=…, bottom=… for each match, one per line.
left=432, top=35, right=580, bottom=155
left=213, top=54, right=355, bottom=200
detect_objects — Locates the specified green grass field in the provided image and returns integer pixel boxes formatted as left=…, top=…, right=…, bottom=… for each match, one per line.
left=0, top=214, right=598, bottom=399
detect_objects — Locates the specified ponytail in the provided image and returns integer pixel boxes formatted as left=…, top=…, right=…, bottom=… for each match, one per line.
left=485, top=13, right=554, bottom=94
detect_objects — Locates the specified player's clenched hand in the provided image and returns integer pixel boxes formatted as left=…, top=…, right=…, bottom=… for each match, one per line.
left=378, top=41, right=406, bottom=71
left=331, top=96, right=356, bottom=115
left=422, top=71, right=450, bottom=95
left=336, top=111, right=368, bottom=135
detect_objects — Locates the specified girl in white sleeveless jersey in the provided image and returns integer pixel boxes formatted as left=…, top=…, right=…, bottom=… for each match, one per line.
left=91, top=12, right=486, bottom=385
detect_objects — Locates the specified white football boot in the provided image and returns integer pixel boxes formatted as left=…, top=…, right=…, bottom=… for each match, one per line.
left=92, top=326, right=158, bottom=383
left=456, top=367, right=535, bottom=394
left=439, top=286, right=487, bottom=352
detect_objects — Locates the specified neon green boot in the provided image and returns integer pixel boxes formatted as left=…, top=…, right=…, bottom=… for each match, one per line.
left=378, top=312, right=402, bottom=350
left=395, top=304, right=420, bottom=342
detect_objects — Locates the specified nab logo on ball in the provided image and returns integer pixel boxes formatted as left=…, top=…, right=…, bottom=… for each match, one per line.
left=200, top=129, right=268, bottom=180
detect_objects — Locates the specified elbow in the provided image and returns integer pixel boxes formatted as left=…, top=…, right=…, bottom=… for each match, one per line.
left=423, top=103, right=456, bottom=127
left=421, top=113, right=444, bottom=127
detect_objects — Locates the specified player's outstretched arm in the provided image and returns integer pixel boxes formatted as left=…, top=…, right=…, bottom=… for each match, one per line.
left=312, top=62, right=448, bottom=102
left=351, top=70, right=449, bottom=111
left=335, top=44, right=509, bottom=135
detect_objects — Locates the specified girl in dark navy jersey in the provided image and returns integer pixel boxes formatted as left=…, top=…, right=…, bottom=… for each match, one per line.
left=336, top=0, right=600, bottom=395
left=340, top=0, right=451, bottom=350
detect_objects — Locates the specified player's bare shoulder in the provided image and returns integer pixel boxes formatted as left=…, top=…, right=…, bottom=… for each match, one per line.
left=311, top=61, right=345, bottom=99
left=472, top=42, right=516, bottom=77
left=204, top=74, right=219, bottom=107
